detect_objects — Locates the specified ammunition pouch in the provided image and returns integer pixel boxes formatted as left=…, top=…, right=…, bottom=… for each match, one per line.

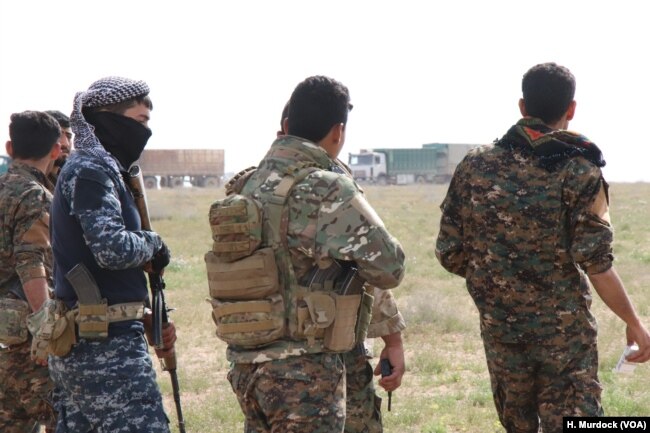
left=0, top=298, right=31, bottom=346
left=294, top=290, right=373, bottom=352
left=76, top=301, right=145, bottom=339
left=210, top=294, right=285, bottom=348
left=206, top=247, right=279, bottom=300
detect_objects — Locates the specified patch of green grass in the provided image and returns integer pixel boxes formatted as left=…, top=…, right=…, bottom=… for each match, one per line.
left=146, top=183, right=650, bottom=433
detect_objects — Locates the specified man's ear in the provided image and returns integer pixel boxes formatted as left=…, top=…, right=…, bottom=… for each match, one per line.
left=5, top=140, right=13, bottom=158
left=50, top=141, right=62, bottom=160
left=518, top=98, right=527, bottom=117
left=282, top=118, right=289, bottom=136
left=330, top=123, right=343, bottom=144
left=566, top=100, right=577, bottom=121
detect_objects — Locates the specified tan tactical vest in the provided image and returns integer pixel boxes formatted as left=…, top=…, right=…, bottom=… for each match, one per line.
left=206, top=164, right=372, bottom=351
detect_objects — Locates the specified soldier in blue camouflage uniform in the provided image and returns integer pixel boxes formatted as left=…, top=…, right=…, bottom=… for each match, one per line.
left=276, top=102, right=406, bottom=433
left=436, top=62, right=650, bottom=432
left=227, top=76, right=406, bottom=433
left=0, top=111, right=62, bottom=432
left=49, top=77, right=177, bottom=433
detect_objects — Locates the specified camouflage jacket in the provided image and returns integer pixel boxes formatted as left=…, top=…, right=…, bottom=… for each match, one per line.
left=227, top=135, right=406, bottom=363
left=436, top=125, right=613, bottom=344
left=0, top=162, right=54, bottom=298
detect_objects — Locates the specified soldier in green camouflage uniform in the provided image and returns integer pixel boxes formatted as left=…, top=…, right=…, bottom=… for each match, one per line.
left=0, top=111, right=62, bottom=433
left=227, top=76, right=405, bottom=433
left=276, top=105, right=406, bottom=433
left=436, top=62, right=650, bottom=432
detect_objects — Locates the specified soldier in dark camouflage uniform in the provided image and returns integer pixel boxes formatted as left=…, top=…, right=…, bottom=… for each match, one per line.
left=0, top=111, right=62, bottom=432
left=44, top=110, right=72, bottom=186
left=49, top=77, right=176, bottom=432
left=436, top=62, right=650, bottom=432
left=227, top=76, right=406, bottom=433
left=276, top=103, right=406, bottom=433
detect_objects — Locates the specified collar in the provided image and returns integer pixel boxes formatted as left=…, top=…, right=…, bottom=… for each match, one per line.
left=264, top=135, right=335, bottom=170
left=8, top=161, right=54, bottom=192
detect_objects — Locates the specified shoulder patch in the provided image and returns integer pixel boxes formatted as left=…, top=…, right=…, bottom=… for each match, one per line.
left=77, top=167, right=113, bottom=188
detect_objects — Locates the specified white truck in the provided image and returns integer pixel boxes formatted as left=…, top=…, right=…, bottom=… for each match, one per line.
left=348, top=143, right=477, bottom=184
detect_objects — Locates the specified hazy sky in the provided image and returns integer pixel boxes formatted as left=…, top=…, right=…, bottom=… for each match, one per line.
left=2, top=0, right=649, bottom=181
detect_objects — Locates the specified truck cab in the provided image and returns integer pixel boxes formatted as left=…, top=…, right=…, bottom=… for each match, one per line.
left=348, top=150, right=387, bottom=184
left=0, top=155, right=10, bottom=175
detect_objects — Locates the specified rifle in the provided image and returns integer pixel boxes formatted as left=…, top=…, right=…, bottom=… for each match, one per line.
left=128, top=165, right=186, bottom=433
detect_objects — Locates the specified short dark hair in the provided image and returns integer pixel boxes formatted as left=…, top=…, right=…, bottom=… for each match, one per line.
left=522, top=62, right=576, bottom=124
left=83, top=94, right=153, bottom=116
left=45, top=110, right=70, bottom=128
left=287, top=76, right=351, bottom=143
left=9, top=111, right=61, bottom=160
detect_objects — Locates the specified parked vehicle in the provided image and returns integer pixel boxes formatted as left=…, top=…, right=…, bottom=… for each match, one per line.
left=0, top=155, right=10, bottom=175
left=136, top=149, right=225, bottom=188
left=348, top=143, right=477, bottom=184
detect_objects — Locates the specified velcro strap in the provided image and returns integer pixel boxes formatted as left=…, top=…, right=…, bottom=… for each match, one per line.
left=208, top=254, right=266, bottom=272
left=78, top=304, right=107, bottom=317
left=79, top=322, right=109, bottom=333
left=215, top=301, right=271, bottom=319
left=107, top=302, right=145, bottom=322
left=218, top=320, right=276, bottom=334
left=273, top=175, right=296, bottom=198
left=211, top=222, right=249, bottom=235
left=22, top=266, right=48, bottom=279
left=208, top=275, right=276, bottom=292
left=213, top=205, right=247, bottom=217
left=213, top=241, right=250, bottom=253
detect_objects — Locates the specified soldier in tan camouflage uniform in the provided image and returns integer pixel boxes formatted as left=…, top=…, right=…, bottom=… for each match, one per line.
left=436, top=62, right=650, bottom=432
left=0, top=111, right=62, bottom=433
left=276, top=102, right=406, bottom=433
left=226, top=76, right=406, bottom=433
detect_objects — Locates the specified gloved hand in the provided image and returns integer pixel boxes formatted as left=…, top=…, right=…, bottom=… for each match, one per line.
left=26, top=299, right=59, bottom=365
left=150, top=242, right=171, bottom=273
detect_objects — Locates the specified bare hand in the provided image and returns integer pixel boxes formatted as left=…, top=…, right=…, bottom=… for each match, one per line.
left=625, top=322, right=650, bottom=363
left=373, top=332, right=405, bottom=392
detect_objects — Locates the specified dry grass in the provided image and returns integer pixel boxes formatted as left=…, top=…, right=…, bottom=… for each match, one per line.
left=147, top=183, right=650, bottom=433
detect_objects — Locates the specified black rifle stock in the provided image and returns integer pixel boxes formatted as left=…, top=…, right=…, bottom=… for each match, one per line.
left=128, top=165, right=186, bottom=433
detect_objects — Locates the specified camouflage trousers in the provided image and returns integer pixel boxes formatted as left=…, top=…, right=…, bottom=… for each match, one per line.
left=49, top=330, right=170, bottom=433
left=0, top=340, right=56, bottom=432
left=482, top=332, right=603, bottom=433
left=228, top=353, right=346, bottom=433
left=343, top=349, right=382, bottom=433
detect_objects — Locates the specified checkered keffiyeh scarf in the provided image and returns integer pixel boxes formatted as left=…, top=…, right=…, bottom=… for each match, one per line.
left=71, top=76, right=149, bottom=173
left=496, top=117, right=606, bottom=171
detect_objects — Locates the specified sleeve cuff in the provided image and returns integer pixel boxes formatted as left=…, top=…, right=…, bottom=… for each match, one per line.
left=367, top=311, right=406, bottom=338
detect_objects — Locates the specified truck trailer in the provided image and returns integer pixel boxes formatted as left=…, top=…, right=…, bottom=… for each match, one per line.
left=136, top=149, right=225, bottom=188
left=348, top=143, right=477, bottom=184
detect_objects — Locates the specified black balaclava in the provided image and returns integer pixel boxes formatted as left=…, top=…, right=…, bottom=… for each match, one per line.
left=84, top=111, right=152, bottom=169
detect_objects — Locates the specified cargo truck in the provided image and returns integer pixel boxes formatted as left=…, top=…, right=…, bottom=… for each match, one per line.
left=0, top=155, right=10, bottom=175
left=136, top=149, right=225, bottom=188
left=348, top=143, right=477, bottom=184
